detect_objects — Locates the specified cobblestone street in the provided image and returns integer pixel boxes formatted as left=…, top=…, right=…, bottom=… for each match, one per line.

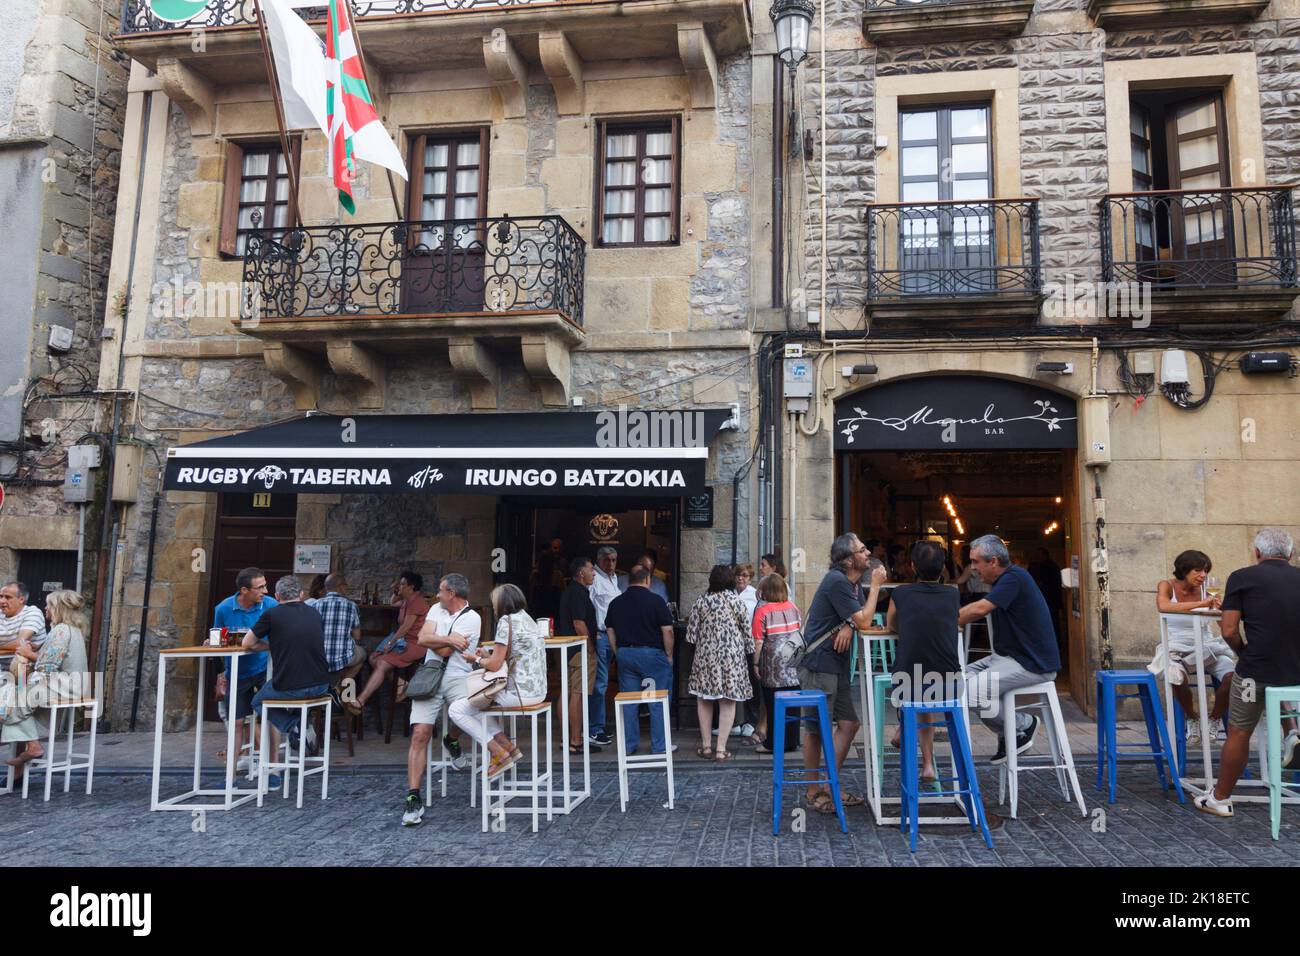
left=6, top=758, right=1297, bottom=867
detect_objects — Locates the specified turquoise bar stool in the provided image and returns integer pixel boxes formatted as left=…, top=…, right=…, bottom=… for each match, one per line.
left=1265, top=686, right=1300, bottom=840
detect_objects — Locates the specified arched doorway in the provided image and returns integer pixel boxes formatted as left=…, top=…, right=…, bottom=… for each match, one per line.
left=832, top=373, right=1087, bottom=704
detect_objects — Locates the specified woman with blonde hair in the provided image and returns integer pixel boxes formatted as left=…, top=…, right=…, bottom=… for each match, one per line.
left=2, top=590, right=90, bottom=774
left=447, top=583, right=548, bottom=779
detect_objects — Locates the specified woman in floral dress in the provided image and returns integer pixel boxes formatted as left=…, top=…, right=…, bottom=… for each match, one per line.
left=686, top=564, right=754, bottom=762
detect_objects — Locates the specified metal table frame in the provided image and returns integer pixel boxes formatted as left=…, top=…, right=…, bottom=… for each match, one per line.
left=544, top=636, right=590, bottom=814
left=150, top=646, right=261, bottom=812
left=1158, top=611, right=1300, bottom=807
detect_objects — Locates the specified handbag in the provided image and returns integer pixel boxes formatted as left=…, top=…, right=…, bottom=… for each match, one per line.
left=406, top=605, right=472, bottom=701
left=465, top=615, right=514, bottom=709
left=774, top=619, right=848, bottom=674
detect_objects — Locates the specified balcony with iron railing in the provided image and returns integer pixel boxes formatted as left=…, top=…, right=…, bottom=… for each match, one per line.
left=1099, top=185, right=1300, bottom=324
left=862, top=0, right=1035, bottom=44
left=236, top=213, right=587, bottom=409
left=117, top=0, right=750, bottom=121
left=866, top=197, right=1042, bottom=324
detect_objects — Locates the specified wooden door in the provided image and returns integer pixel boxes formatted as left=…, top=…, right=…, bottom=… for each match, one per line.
left=403, top=130, right=488, bottom=314
left=1061, top=450, right=1089, bottom=710
left=1164, top=94, right=1233, bottom=283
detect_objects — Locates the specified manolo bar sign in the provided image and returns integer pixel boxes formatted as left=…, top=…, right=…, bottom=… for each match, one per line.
left=833, top=375, right=1078, bottom=451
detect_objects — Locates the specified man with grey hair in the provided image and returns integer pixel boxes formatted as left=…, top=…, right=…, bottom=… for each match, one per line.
left=401, top=572, right=482, bottom=826
left=588, top=545, right=627, bottom=747
left=0, top=581, right=46, bottom=654
left=958, top=533, right=1061, bottom=762
left=243, top=575, right=330, bottom=775
left=795, top=532, right=887, bottom=814
left=1196, top=528, right=1300, bottom=817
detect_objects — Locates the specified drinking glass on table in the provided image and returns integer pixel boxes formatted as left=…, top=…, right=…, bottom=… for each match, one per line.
left=1205, top=575, right=1222, bottom=604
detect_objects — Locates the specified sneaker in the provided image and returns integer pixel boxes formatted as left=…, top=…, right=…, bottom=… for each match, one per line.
left=991, top=715, right=1039, bottom=765
left=304, top=724, right=320, bottom=757
left=589, top=732, right=614, bottom=746
left=236, top=755, right=252, bottom=773
left=401, top=793, right=425, bottom=827
left=736, top=723, right=755, bottom=738
left=266, top=774, right=283, bottom=790
left=443, top=734, right=463, bottom=759
left=1185, top=721, right=1201, bottom=745
left=652, top=744, right=679, bottom=755
left=1193, top=792, right=1233, bottom=818
left=1283, top=730, right=1300, bottom=771
left=451, top=754, right=471, bottom=771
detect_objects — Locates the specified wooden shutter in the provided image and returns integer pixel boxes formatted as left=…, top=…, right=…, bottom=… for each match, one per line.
left=219, top=140, right=246, bottom=257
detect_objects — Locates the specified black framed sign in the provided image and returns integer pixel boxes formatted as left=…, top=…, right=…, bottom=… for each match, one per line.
left=683, top=488, right=714, bottom=527
left=834, top=375, right=1078, bottom=451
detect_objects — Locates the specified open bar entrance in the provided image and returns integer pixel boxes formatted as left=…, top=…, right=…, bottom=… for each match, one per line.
left=840, top=449, right=1081, bottom=693
left=831, top=374, right=1087, bottom=705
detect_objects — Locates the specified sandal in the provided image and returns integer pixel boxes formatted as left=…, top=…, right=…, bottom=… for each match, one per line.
left=714, top=749, right=733, bottom=762
left=568, top=743, right=584, bottom=755
left=839, top=791, right=864, bottom=807
left=695, top=745, right=714, bottom=758
left=808, top=790, right=837, bottom=814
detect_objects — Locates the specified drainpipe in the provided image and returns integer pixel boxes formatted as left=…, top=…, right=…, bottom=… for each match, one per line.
left=129, top=489, right=162, bottom=730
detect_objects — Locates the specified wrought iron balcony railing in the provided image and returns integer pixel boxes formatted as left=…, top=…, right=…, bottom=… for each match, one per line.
left=1100, top=186, right=1299, bottom=291
left=242, top=214, right=585, bottom=326
left=866, top=197, right=1041, bottom=300
left=120, top=0, right=559, bottom=33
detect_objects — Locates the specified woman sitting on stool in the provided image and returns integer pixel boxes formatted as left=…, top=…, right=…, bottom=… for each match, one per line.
left=448, top=584, right=547, bottom=779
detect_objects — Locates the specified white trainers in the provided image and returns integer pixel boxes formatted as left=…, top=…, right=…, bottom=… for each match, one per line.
left=1185, top=721, right=1201, bottom=745
left=1193, top=792, right=1233, bottom=817
left=451, top=754, right=471, bottom=771
left=736, top=723, right=755, bottom=738
left=1283, top=729, right=1300, bottom=771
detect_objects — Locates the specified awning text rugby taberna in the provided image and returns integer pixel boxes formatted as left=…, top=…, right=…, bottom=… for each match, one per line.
left=162, top=410, right=733, bottom=497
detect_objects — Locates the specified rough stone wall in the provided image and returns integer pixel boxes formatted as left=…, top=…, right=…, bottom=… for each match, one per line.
left=800, top=0, right=1300, bottom=319
left=0, top=0, right=129, bottom=581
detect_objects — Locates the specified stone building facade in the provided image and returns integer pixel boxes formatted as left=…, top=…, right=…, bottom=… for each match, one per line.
left=785, top=0, right=1300, bottom=709
left=0, top=1, right=129, bottom=613
left=101, top=0, right=777, bottom=727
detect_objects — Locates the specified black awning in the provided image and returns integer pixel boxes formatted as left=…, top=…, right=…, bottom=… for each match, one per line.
left=163, top=409, right=734, bottom=497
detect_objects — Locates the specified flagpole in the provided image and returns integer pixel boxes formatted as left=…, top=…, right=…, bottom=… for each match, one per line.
left=344, top=0, right=404, bottom=220
left=252, top=0, right=303, bottom=228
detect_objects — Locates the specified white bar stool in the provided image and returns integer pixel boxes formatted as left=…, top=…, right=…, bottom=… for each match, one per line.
left=997, top=681, right=1086, bottom=819
left=613, top=689, right=675, bottom=812
left=23, top=696, right=99, bottom=801
left=424, top=708, right=454, bottom=805
left=475, top=701, right=553, bottom=832
left=257, top=695, right=332, bottom=808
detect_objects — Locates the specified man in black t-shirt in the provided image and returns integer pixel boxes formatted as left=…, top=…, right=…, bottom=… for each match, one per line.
left=798, top=533, right=887, bottom=814
left=1197, top=529, right=1300, bottom=817
left=606, top=565, right=676, bottom=755
left=556, top=557, right=600, bottom=753
left=244, top=575, right=330, bottom=764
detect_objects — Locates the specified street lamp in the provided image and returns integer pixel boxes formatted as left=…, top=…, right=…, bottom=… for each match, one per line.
left=770, top=0, right=815, bottom=75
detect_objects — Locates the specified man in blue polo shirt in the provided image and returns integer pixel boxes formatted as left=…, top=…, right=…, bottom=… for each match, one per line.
left=213, top=567, right=277, bottom=771
left=958, top=534, right=1060, bottom=763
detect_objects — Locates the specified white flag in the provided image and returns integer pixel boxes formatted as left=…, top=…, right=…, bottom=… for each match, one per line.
left=261, top=0, right=330, bottom=135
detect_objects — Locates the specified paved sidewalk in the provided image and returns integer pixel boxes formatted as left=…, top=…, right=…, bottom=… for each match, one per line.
left=4, top=752, right=1297, bottom=867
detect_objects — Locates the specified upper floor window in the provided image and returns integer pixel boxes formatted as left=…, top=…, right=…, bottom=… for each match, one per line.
left=899, top=104, right=992, bottom=202
left=220, top=140, right=299, bottom=257
left=596, top=118, right=679, bottom=247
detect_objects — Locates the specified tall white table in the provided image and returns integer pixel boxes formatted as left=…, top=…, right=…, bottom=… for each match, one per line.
left=150, top=646, right=262, bottom=812
left=544, top=636, right=591, bottom=814
left=1158, top=611, right=1300, bottom=807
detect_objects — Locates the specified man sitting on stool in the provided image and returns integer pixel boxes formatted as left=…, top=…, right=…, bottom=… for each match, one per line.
left=243, top=576, right=331, bottom=786
left=957, top=534, right=1061, bottom=763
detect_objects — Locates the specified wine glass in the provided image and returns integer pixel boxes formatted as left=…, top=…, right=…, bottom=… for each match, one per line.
left=1205, top=575, right=1221, bottom=605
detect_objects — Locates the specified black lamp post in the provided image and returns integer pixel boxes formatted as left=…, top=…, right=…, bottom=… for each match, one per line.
left=770, top=0, right=815, bottom=158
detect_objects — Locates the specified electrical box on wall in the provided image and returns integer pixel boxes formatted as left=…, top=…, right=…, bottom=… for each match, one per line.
left=112, top=444, right=145, bottom=503
left=62, top=467, right=94, bottom=503
left=1081, top=395, right=1111, bottom=467
left=783, top=356, right=813, bottom=414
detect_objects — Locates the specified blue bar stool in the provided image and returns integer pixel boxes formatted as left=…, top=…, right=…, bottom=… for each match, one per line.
left=898, top=699, right=992, bottom=852
left=772, top=690, right=847, bottom=835
left=1095, top=670, right=1184, bottom=804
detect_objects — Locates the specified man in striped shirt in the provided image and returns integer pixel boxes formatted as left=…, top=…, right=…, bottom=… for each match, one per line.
left=0, top=581, right=47, bottom=653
